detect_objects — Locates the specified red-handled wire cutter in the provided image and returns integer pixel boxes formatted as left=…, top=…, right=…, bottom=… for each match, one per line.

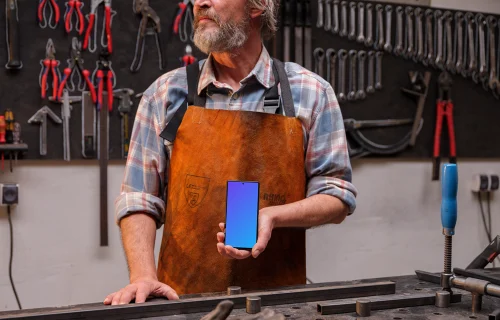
left=93, top=49, right=116, bottom=111
left=64, top=0, right=85, bottom=34
left=432, top=71, right=457, bottom=181
left=173, top=0, right=194, bottom=43
left=39, top=39, right=60, bottom=99
left=57, top=38, right=96, bottom=103
left=38, top=0, right=60, bottom=29
left=83, top=0, right=114, bottom=53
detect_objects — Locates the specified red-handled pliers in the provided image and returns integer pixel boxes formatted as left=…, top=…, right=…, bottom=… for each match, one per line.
left=83, top=0, right=113, bottom=53
left=40, top=39, right=60, bottom=99
left=38, top=0, right=60, bottom=29
left=57, top=38, right=96, bottom=103
left=432, top=71, right=457, bottom=181
left=64, top=0, right=85, bottom=34
left=173, top=0, right=194, bottom=43
left=93, top=49, right=116, bottom=111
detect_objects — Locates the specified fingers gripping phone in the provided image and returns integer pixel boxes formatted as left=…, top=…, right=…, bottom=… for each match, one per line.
left=224, top=181, right=259, bottom=250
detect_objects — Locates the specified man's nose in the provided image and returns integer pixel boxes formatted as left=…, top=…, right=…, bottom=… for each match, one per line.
left=194, top=0, right=212, bottom=8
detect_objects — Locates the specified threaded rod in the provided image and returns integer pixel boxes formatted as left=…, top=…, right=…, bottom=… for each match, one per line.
left=444, top=235, right=452, bottom=274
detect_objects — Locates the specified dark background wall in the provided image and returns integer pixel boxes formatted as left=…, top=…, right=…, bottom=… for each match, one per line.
left=0, top=0, right=499, bottom=160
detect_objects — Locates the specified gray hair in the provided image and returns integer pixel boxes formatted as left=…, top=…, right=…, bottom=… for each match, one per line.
left=247, top=0, right=280, bottom=40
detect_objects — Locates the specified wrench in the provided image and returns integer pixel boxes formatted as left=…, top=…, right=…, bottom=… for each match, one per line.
left=364, top=3, right=374, bottom=47
left=444, top=11, right=456, bottom=73
left=404, top=7, right=415, bottom=59
left=324, top=0, right=332, bottom=31
left=313, top=47, right=325, bottom=79
left=332, top=0, right=340, bottom=34
left=366, top=51, right=375, bottom=94
left=375, top=51, right=383, bottom=90
left=317, top=0, right=324, bottom=28
left=374, top=4, right=384, bottom=50
left=455, top=12, right=465, bottom=74
left=384, top=5, right=393, bottom=53
left=487, top=16, right=499, bottom=96
left=347, top=50, right=357, bottom=101
left=339, top=1, right=348, bottom=37
left=356, top=50, right=367, bottom=100
left=394, top=6, right=404, bottom=56
left=337, top=49, right=348, bottom=102
left=357, top=2, right=365, bottom=43
left=473, top=13, right=487, bottom=84
left=464, top=12, right=477, bottom=78
left=423, top=9, right=434, bottom=66
left=414, top=8, right=425, bottom=62
left=326, top=49, right=337, bottom=91
left=348, top=1, right=356, bottom=41
left=434, top=10, right=445, bottom=70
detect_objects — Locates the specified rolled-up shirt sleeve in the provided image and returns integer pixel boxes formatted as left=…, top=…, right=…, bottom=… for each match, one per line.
left=305, top=83, right=358, bottom=214
left=114, top=91, right=168, bottom=228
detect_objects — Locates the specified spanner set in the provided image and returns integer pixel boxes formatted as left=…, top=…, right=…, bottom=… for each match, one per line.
left=314, top=47, right=383, bottom=103
left=317, top=1, right=500, bottom=99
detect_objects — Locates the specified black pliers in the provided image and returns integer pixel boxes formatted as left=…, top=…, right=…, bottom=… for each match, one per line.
left=130, top=0, right=165, bottom=72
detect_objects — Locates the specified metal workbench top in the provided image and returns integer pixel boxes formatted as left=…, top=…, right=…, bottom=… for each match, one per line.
left=1, top=274, right=500, bottom=319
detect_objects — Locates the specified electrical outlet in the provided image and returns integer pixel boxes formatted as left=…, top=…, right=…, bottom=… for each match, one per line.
left=490, top=175, right=499, bottom=191
left=0, top=183, right=19, bottom=206
left=471, top=174, right=489, bottom=192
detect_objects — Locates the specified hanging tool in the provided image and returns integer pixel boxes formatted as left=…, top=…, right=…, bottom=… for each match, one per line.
left=130, top=0, right=165, bottom=72
left=39, top=39, right=60, bottom=100
left=0, top=116, right=5, bottom=171
left=174, top=0, right=194, bottom=43
left=113, top=88, right=134, bottom=159
left=283, top=0, right=291, bottom=62
left=81, top=91, right=96, bottom=159
left=83, top=0, right=115, bottom=53
left=64, top=0, right=85, bottom=34
left=294, top=0, right=303, bottom=66
left=58, top=37, right=96, bottom=103
left=93, top=49, right=116, bottom=112
left=303, top=0, right=312, bottom=70
left=440, top=163, right=458, bottom=297
left=432, top=71, right=456, bottom=181
left=5, top=0, right=22, bottom=70
left=4, top=109, right=14, bottom=144
left=401, top=71, right=432, bottom=146
left=50, top=89, right=82, bottom=161
left=38, top=0, right=60, bottom=29
left=28, top=106, right=62, bottom=156
left=345, top=118, right=423, bottom=159
left=181, top=45, right=196, bottom=66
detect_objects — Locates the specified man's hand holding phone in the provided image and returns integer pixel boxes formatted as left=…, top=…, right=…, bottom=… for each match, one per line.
left=217, top=206, right=275, bottom=259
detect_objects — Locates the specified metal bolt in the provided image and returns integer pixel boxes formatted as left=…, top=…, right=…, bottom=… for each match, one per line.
left=227, top=286, right=241, bottom=295
left=246, top=296, right=261, bottom=314
left=356, top=299, right=371, bottom=317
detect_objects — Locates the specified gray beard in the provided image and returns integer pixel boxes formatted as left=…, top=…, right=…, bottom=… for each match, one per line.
left=193, top=18, right=249, bottom=54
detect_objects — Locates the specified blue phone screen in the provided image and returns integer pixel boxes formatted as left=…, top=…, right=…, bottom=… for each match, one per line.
left=225, top=181, right=259, bottom=249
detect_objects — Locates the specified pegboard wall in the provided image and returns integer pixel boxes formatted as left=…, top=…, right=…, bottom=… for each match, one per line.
left=302, top=0, right=500, bottom=158
left=0, top=0, right=208, bottom=160
left=0, top=0, right=499, bottom=161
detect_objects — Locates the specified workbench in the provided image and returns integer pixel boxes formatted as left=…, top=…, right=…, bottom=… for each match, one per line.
left=2, top=274, right=500, bottom=319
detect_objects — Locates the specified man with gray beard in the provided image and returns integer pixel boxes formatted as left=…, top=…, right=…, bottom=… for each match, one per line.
left=107, top=0, right=357, bottom=305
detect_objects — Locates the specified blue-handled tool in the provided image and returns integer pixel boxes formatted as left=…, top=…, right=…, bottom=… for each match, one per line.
left=441, top=163, right=458, bottom=293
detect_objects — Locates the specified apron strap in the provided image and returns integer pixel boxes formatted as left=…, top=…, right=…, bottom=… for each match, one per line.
left=271, top=58, right=296, bottom=118
left=160, top=58, right=295, bottom=142
left=160, top=62, right=202, bottom=142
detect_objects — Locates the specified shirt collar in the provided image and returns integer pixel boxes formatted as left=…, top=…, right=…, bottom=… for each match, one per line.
left=197, top=44, right=275, bottom=95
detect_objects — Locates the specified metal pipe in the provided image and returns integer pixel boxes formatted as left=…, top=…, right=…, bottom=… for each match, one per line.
left=471, top=293, right=483, bottom=313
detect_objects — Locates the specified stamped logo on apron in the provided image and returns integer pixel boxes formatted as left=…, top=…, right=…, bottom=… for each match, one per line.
left=184, top=174, right=210, bottom=207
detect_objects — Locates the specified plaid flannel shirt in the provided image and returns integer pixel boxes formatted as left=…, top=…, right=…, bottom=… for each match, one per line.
left=115, top=45, right=358, bottom=228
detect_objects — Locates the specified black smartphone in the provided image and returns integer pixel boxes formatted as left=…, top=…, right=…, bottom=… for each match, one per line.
left=224, top=180, right=259, bottom=250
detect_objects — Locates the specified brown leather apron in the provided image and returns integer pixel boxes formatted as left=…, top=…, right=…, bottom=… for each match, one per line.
left=157, top=59, right=306, bottom=295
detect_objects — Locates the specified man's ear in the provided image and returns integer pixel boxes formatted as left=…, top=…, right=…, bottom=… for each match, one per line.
left=249, top=0, right=266, bottom=19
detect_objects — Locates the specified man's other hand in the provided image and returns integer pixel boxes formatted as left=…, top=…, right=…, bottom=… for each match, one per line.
left=103, top=278, right=179, bottom=305
left=217, top=208, right=275, bottom=259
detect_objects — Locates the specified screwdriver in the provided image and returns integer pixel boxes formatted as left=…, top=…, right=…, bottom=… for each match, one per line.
left=441, top=163, right=458, bottom=292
